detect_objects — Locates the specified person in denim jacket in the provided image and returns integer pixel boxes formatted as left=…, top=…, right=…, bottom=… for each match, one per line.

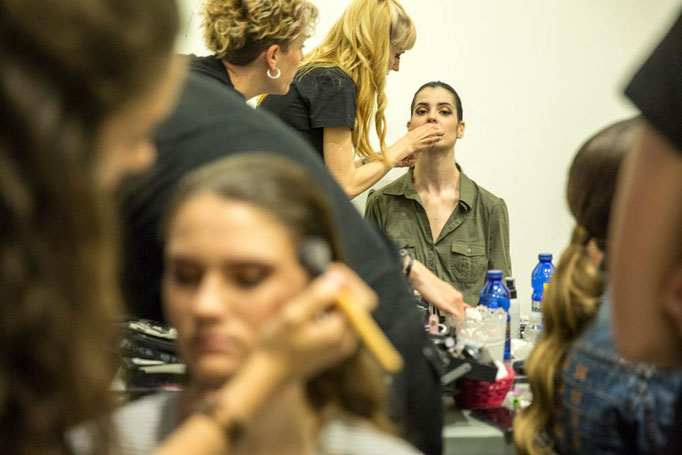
left=514, top=118, right=682, bottom=454
left=553, top=297, right=682, bottom=454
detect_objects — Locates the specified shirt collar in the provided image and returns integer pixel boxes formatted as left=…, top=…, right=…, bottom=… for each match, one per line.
left=384, top=164, right=475, bottom=210
left=188, top=54, right=244, bottom=100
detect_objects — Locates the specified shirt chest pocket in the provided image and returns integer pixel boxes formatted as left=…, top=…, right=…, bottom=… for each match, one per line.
left=449, top=243, right=487, bottom=284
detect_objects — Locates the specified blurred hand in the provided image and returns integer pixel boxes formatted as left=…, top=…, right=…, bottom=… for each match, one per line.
left=257, top=263, right=378, bottom=383
left=409, top=260, right=467, bottom=319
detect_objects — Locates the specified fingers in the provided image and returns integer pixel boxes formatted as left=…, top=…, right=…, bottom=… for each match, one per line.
left=328, top=263, right=378, bottom=313
left=279, top=266, right=348, bottom=325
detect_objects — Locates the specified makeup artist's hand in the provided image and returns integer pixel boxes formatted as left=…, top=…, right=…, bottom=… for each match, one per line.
left=256, top=263, right=377, bottom=383
left=388, top=123, right=444, bottom=166
left=395, top=152, right=420, bottom=168
left=402, top=123, right=444, bottom=152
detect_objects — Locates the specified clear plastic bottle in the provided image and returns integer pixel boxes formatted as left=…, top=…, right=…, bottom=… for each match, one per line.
left=479, top=270, right=511, bottom=361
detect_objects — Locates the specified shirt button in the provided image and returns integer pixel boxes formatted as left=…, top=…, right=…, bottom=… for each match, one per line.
left=467, top=248, right=472, bottom=253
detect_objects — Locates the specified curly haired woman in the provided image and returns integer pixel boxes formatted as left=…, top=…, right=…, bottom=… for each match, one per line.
left=190, top=0, right=318, bottom=100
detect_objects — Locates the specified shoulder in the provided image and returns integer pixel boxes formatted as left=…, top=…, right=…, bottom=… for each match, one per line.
left=368, top=174, right=409, bottom=202
left=318, top=418, right=423, bottom=455
left=467, top=177, right=506, bottom=212
left=69, top=392, right=181, bottom=455
left=110, top=392, right=181, bottom=453
left=297, top=66, right=356, bottom=93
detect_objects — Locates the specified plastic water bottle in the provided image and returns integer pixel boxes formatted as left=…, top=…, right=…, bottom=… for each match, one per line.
left=525, top=311, right=543, bottom=344
left=531, top=253, right=555, bottom=314
left=479, top=270, right=511, bottom=361
left=505, top=277, right=520, bottom=340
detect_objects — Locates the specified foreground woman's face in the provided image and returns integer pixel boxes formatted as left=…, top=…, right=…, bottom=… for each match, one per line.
left=163, top=193, right=309, bottom=387
left=94, top=55, right=186, bottom=191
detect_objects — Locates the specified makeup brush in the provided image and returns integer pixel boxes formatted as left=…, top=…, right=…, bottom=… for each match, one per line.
left=299, top=237, right=403, bottom=373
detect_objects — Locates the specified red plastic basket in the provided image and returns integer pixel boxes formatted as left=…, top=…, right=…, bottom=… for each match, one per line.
left=454, top=367, right=515, bottom=409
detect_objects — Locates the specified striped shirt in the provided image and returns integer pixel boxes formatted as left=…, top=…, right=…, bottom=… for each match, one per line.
left=71, top=392, right=424, bottom=455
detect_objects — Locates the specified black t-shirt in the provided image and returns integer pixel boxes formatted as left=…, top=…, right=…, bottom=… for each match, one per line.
left=118, top=73, right=443, bottom=455
left=625, top=12, right=682, bottom=152
left=259, top=66, right=357, bottom=157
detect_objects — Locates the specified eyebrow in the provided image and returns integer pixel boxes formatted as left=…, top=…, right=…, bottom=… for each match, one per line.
left=414, top=102, right=454, bottom=109
left=166, top=254, right=274, bottom=270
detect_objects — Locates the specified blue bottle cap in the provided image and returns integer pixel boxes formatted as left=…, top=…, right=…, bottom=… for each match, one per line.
left=538, top=253, right=553, bottom=261
left=486, top=270, right=503, bottom=280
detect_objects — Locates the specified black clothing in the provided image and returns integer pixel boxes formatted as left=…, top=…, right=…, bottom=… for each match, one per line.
left=187, top=54, right=242, bottom=99
left=259, top=66, right=357, bottom=156
left=625, top=12, right=682, bottom=152
left=119, top=73, right=443, bottom=455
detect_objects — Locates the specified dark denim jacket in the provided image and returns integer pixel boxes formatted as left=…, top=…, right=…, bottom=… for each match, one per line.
left=550, top=296, right=682, bottom=454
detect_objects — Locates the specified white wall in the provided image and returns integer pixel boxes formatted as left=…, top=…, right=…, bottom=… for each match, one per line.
left=177, top=0, right=681, bottom=313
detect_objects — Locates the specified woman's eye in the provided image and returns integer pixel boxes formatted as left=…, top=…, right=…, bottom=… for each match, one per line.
left=169, top=266, right=202, bottom=286
left=416, top=109, right=427, bottom=115
left=233, top=267, right=271, bottom=288
left=440, top=110, right=452, bottom=115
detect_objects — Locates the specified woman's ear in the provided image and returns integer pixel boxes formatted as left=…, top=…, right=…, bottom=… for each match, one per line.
left=265, top=44, right=280, bottom=71
left=457, top=121, right=466, bottom=139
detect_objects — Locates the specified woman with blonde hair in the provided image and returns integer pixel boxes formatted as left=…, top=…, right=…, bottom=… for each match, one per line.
left=191, top=0, right=318, bottom=99
left=260, top=0, right=444, bottom=198
left=513, top=118, right=682, bottom=454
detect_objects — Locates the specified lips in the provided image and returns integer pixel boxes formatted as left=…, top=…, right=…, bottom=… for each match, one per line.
left=190, top=333, right=242, bottom=354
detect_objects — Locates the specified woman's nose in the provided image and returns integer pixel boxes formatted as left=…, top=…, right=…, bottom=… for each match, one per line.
left=192, top=275, right=226, bottom=318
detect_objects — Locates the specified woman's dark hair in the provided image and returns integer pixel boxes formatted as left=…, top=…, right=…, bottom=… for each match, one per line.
left=0, top=1, right=179, bottom=453
left=163, top=154, right=393, bottom=432
left=410, top=81, right=463, bottom=122
left=514, top=117, right=641, bottom=455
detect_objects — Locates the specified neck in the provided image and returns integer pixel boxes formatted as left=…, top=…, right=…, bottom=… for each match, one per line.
left=223, top=61, right=268, bottom=100
left=413, top=146, right=459, bottom=193
left=181, top=381, right=322, bottom=455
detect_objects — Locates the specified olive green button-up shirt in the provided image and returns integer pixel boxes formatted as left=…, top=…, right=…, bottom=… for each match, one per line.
left=365, top=167, right=512, bottom=306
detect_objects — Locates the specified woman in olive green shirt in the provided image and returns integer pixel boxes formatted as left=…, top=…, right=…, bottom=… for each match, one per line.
left=365, top=81, right=511, bottom=306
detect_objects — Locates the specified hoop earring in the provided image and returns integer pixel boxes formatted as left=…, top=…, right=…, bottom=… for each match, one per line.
left=266, top=67, right=281, bottom=79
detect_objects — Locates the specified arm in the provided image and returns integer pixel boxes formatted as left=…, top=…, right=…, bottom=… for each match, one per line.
left=324, top=124, right=445, bottom=199
left=323, top=126, right=394, bottom=198
left=488, top=199, right=512, bottom=277
left=408, top=259, right=467, bottom=318
left=610, top=123, right=682, bottom=365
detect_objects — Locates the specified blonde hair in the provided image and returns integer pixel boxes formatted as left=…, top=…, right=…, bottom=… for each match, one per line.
left=297, top=0, right=416, bottom=161
left=202, top=0, right=318, bottom=65
left=513, top=118, right=641, bottom=454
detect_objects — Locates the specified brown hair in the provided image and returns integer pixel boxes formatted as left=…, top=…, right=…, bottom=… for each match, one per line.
left=163, top=154, right=393, bottom=431
left=514, top=118, right=642, bottom=454
left=0, top=0, right=179, bottom=453
left=202, top=0, right=318, bottom=66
